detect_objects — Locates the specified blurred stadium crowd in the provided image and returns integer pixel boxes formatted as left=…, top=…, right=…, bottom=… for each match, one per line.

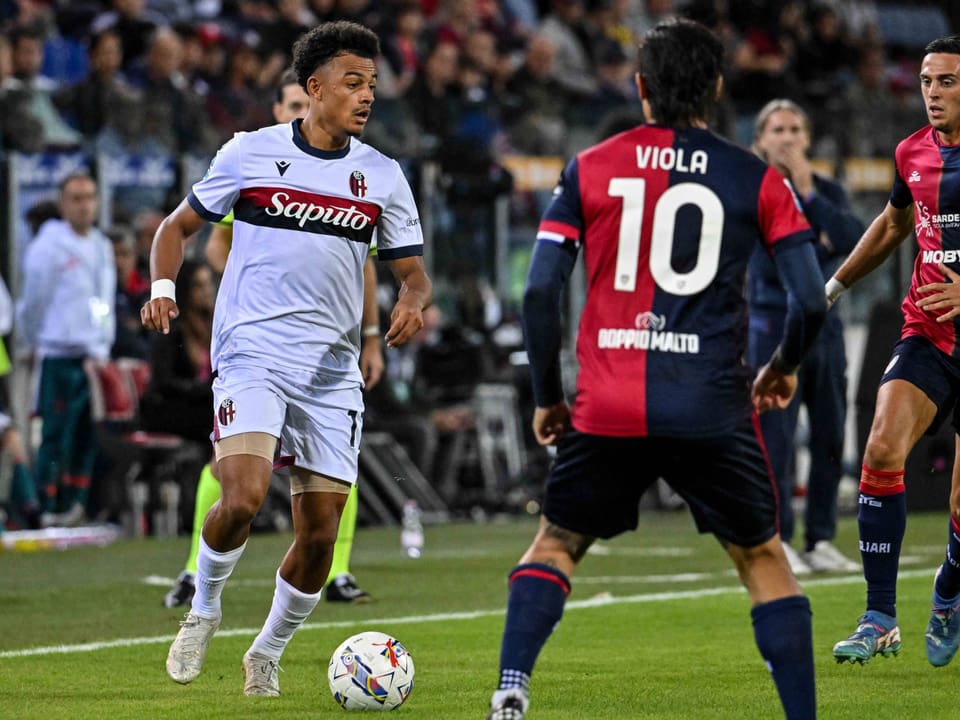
left=1, top=0, right=958, bottom=532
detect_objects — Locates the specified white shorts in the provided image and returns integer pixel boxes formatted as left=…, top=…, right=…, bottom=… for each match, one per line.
left=212, top=363, right=363, bottom=484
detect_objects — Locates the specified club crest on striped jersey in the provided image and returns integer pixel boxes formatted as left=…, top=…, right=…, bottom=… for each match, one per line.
left=350, top=170, right=368, bottom=198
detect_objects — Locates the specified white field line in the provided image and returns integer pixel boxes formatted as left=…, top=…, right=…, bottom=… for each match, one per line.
left=0, top=567, right=937, bottom=660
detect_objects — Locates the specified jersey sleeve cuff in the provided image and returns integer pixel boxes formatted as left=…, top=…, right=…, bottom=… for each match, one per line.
left=188, top=192, right=227, bottom=223
left=377, top=244, right=423, bottom=261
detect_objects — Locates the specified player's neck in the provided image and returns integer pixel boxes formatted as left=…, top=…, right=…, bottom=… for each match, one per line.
left=298, top=116, right=350, bottom=152
left=935, top=126, right=960, bottom=146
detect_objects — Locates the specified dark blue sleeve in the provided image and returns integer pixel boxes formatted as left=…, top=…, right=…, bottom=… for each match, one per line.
left=771, top=241, right=827, bottom=371
left=889, top=166, right=912, bottom=209
left=522, top=239, right=578, bottom=407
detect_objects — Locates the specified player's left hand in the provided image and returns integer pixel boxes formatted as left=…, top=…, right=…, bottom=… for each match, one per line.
left=359, top=337, right=384, bottom=390
left=532, top=402, right=571, bottom=446
left=916, top=262, right=960, bottom=322
left=384, top=295, right=424, bottom=348
left=751, top=364, right=798, bottom=414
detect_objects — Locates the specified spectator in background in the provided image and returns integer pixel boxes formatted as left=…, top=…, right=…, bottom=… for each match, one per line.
left=365, top=304, right=475, bottom=486
left=537, top=0, right=597, bottom=102
left=590, top=39, right=638, bottom=123
left=55, top=29, right=140, bottom=145
left=90, top=0, right=168, bottom=71
left=403, top=38, right=461, bottom=158
left=1, top=24, right=81, bottom=151
left=131, top=209, right=164, bottom=297
left=15, top=173, right=116, bottom=527
left=108, top=225, right=151, bottom=361
left=123, top=27, right=215, bottom=157
left=727, top=3, right=800, bottom=145
left=378, top=1, right=424, bottom=98
left=747, top=99, right=864, bottom=575
left=206, top=35, right=272, bottom=140
left=500, top=33, right=570, bottom=155
left=139, top=260, right=215, bottom=446
left=794, top=4, right=857, bottom=131
left=841, top=44, right=916, bottom=159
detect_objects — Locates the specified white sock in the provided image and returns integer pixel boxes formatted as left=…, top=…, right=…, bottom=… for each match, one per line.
left=191, top=534, right=246, bottom=619
left=247, top=571, right=322, bottom=660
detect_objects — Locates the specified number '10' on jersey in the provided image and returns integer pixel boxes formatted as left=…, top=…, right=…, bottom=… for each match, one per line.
left=536, top=125, right=814, bottom=438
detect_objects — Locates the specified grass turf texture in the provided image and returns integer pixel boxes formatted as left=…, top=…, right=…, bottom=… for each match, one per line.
left=0, top=510, right=955, bottom=719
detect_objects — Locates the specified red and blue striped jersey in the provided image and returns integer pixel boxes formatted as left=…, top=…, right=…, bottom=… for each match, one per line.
left=537, top=125, right=813, bottom=437
left=890, top=126, right=960, bottom=357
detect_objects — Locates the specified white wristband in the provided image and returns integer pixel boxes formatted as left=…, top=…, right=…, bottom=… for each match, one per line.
left=361, top=325, right=380, bottom=338
left=825, top=277, right=847, bottom=309
left=151, top=279, right=176, bottom=302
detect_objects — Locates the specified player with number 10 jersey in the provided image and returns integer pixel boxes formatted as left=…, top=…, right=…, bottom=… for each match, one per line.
left=538, top=125, right=814, bottom=437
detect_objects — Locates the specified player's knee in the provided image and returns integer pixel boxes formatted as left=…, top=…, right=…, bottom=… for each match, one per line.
left=296, top=519, right=340, bottom=549
left=863, top=435, right=906, bottom=470
left=217, top=491, right=263, bottom=526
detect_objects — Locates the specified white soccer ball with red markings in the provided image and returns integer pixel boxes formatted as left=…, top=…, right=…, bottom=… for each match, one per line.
left=328, top=631, right=415, bottom=711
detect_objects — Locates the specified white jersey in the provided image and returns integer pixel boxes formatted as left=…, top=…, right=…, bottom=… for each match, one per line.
left=190, top=120, right=423, bottom=381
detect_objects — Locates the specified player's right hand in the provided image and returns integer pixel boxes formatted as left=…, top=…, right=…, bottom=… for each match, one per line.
left=532, top=402, right=571, bottom=446
left=751, top=364, right=798, bottom=414
left=140, top=298, right=180, bottom=335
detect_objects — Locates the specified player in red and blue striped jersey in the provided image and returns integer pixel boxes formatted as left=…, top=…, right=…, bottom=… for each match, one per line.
left=830, top=35, right=960, bottom=668
left=486, top=19, right=825, bottom=720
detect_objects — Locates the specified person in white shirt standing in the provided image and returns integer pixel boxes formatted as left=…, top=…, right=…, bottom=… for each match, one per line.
left=142, top=21, right=432, bottom=697
left=16, top=173, right=116, bottom=527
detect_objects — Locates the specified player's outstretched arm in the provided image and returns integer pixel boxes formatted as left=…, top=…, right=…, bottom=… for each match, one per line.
left=140, top=198, right=207, bottom=335
left=385, top=256, right=432, bottom=348
left=826, top=202, right=914, bottom=307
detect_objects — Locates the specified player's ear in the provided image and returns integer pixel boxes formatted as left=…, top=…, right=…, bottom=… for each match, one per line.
left=715, top=75, right=724, bottom=101
left=635, top=72, right=646, bottom=100
left=306, top=74, right=322, bottom=100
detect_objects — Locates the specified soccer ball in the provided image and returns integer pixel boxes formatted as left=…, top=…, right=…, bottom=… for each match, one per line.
left=328, top=630, right=415, bottom=711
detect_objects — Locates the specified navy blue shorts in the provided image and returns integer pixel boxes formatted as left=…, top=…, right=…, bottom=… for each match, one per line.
left=542, top=415, right=779, bottom=548
left=880, top=335, right=960, bottom=435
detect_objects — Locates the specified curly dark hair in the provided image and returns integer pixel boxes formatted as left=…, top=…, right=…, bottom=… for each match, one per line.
left=926, top=35, right=960, bottom=56
left=292, top=21, right=380, bottom=89
left=638, top=18, right=724, bottom=128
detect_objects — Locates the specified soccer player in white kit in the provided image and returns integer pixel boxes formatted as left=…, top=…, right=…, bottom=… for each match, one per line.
left=141, top=21, right=432, bottom=696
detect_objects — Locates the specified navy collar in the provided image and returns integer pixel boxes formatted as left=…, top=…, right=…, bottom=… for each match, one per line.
left=291, top=119, right=352, bottom=159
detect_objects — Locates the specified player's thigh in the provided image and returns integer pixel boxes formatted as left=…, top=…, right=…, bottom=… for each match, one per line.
left=212, top=364, right=287, bottom=441
left=212, top=365, right=285, bottom=504
left=868, top=337, right=958, bottom=464
left=280, top=383, right=364, bottom=484
left=664, top=418, right=778, bottom=549
left=541, top=430, right=660, bottom=540
left=290, top=474, right=350, bottom=546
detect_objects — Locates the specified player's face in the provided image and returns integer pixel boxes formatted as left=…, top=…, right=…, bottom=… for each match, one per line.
left=921, top=53, right=960, bottom=138
left=272, top=82, right=309, bottom=123
left=59, top=177, right=99, bottom=233
left=311, top=53, right=376, bottom=140
left=755, top=109, right=809, bottom=161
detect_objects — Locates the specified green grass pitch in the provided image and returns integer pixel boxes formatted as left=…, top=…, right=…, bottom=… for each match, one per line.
left=0, top=510, right=956, bottom=719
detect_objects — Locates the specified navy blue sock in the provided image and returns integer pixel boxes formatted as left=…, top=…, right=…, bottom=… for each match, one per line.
left=751, top=596, right=815, bottom=720
left=934, top=517, right=960, bottom=607
left=497, top=563, right=570, bottom=690
left=858, top=467, right=906, bottom=618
